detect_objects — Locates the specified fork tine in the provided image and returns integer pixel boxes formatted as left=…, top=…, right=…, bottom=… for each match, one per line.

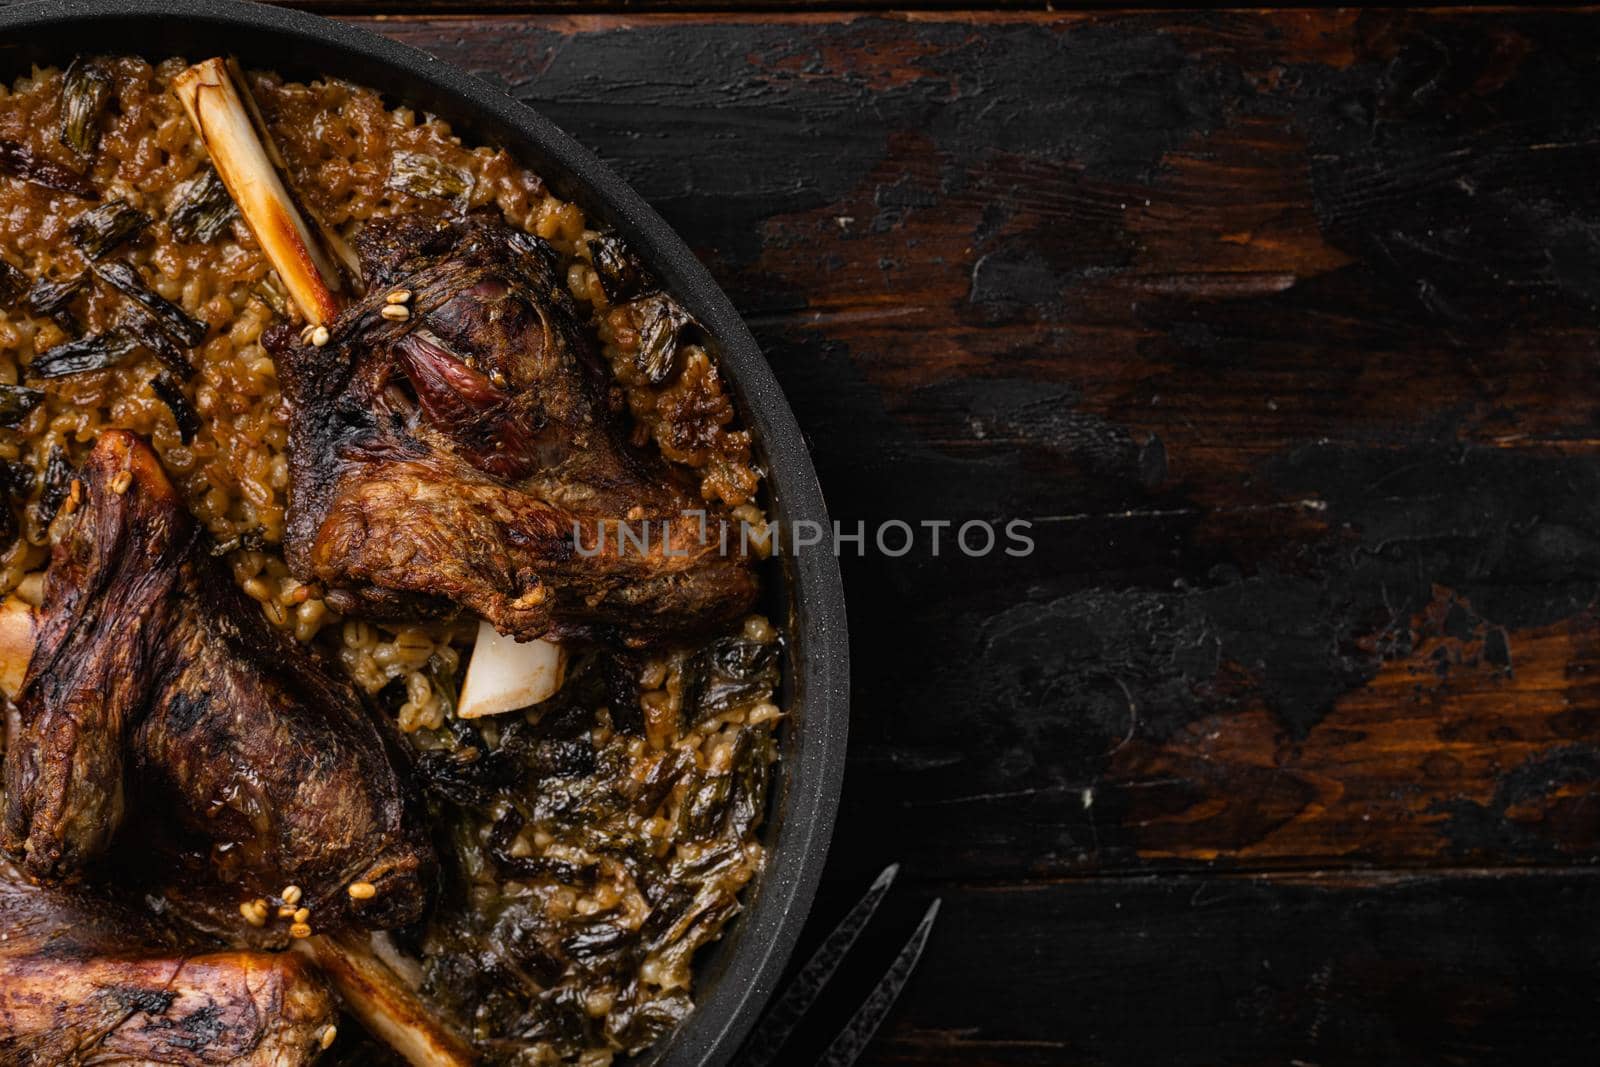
left=738, top=864, right=900, bottom=1067
left=818, top=898, right=941, bottom=1067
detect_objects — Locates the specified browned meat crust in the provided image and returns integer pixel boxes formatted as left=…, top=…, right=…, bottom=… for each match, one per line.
left=1, top=431, right=435, bottom=935
left=0, top=877, right=335, bottom=1066
left=272, top=214, right=758, bottom=644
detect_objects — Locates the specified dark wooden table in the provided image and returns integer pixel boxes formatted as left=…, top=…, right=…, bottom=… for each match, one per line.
left=318, top=5, right=1600, bottom=1064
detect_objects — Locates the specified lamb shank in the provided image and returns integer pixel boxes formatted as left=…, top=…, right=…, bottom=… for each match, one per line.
left=0, top=872, right=336, bottom=1066
left=1, top=431, right=436, bottom=937
left=269, top=213, right=759, bottom=645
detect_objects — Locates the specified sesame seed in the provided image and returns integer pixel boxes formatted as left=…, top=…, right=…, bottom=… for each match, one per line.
left=384, top=289, right=412, bottom=305
left=63, top=478, right=82, bottom=515
left=289, top=922, right=312, bottom=939
left=110, top=470, right=132, bottom=495
left=347, top=881, right=377, bottom=900
left=320, top=1024, right=338, bottom=1050
left=310, top=325, right=330, bottom=347
left=277, top=904, right=297, bottom=919
left=239, top=900, right=267, bottom=927
left=281, top=884, right=302, bottom=906
left=294, top=907, right=310, bottom=924
left=380, top=303, right=411, bottom=322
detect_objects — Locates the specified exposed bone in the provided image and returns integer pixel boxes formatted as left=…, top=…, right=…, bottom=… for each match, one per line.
left=296, top=934, right=477, bottom=1067
left=0, top=876, right=337, bottom=1065
left=457, top=618, right=567, bottom=718
left=173, top=58, right=341, bottom=325
left=175, top=58, right=567, bottom=710
left=220, top=57, right=364, bottom=287
left=0, top=574, right=462, bottom=1061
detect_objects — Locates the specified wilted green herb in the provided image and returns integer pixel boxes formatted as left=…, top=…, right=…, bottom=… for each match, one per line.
left=0, top=384, right=44, bottom=427
left=0, top=259, right=28, bottom=307
left=386, top=151, right=471, bottom=205
left=678, top=772, right=733, bottom=840
left=25, top=274, right=86, bottom=329
left=587, top=232, right=653, bottom=304
left=0, top=461, right=25, bottom=546
left=429, top=659, right=459, bottom=719
left=26, top=330, right=138, bottom=379
left=725, top=724, right=773, bottom=840
left=407, top=634, right=779, bottom=1065
left=680, top=635, right=780, bottom=728
left=149, top=370, right=200, bottom=444
left=631, top=293, right=693, bottom=386
left=251, top=273, right=290, bottom=318
left=0, top=140, right=96, bottom=199
left=91, top=261, right=205, bottom=347
left=70, top=201, right=151, bottom=260
left=119, top=306, right=195, bottom=379
left=167, top=167, right=238, bottom=244
left=34, top=445, right=70, bottom=523
left=60, top=57, right=113, bottom=160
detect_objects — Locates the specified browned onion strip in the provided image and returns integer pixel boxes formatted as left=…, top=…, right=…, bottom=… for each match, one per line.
left=295, top=934, right=477, bottom=1067
left=172, top=58, right=341, bottom=326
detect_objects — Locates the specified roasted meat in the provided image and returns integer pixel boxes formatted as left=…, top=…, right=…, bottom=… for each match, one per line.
left=270, top=214, right=759, bottom=644
left=0, top=431, right=436, bottom=935
left=0, top=873, right=336, bottom=1065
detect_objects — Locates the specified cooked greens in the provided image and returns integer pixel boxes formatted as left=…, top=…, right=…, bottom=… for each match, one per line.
left=386, top=151, right=472, bottom=206
left=167, top=167, right=238, bottom=244
left=251, top=273, right=291, bottom=318
left=0, top=459, right=29, bottom=545
left=120, top=305, right=195, bottom=379
left=682, top=634, right=780, bottom=727
left=630, top=293, right=693, bottom=386
left=25, top=274, right=87, bottom=329
left=59, top=58, right=113, bottom=161
left=26, top=330, right=138, bottom=379
left=90, top=261, right=206, bottom=347
left=70, top=201, right=152, bottom=260
left=35, top=444, right=71, bottom=524
left=0, top=259, right=28, bottom=307
left=150, top=371, right=200, bottom=444
left=0, top=384, right=44, bottom=427
left=0, top=140, right=97, bottom=199
left=588, top=232, right=652, bottom=304
left=404, top=643, right=778, bottom=1062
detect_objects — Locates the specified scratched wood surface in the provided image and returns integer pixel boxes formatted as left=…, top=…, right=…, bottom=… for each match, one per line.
left=338, top=8, right=1598, bottom=1065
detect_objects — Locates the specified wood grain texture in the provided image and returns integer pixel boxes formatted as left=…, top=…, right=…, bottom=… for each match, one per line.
left=791, top=868, right=1600, bottom=1066
left=352, top=9, right=1600, bottom=1064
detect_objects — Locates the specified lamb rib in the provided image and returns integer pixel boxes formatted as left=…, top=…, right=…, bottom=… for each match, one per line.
left=0, top=874, right=337, bottom=1066
left=0, top=431, right=436, bottom=938
left=270, top=212, right=759, bottom=645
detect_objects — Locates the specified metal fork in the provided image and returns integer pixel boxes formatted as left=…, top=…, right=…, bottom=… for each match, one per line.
left=737, top=865, right=941, bottom=1067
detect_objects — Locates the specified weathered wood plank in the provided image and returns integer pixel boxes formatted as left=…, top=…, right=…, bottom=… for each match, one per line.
left=784, top=868, right=1600, bottom=1066
left=358, top=11, right=1600, bottom=880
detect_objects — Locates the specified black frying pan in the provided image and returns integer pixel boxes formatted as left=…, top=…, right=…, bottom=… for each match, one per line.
left=0, top=2, right=851, bottom=1063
